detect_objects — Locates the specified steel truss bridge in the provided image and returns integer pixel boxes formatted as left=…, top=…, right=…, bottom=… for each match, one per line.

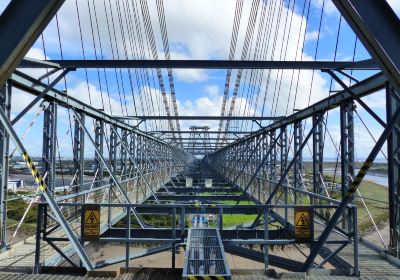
left=0, top=0, right=400, bottom=279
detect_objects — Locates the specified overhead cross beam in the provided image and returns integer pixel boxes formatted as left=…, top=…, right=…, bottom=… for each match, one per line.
left=151, top=130, right=252, bottom=134
left=165, top=137, right=237, bottom=141
left=116, top=115, right=283, bottom=121
left=19, top=58, right=378, bottom=70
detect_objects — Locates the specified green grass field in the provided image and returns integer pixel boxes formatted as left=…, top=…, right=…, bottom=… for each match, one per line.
left=214, top=180, right=389, bottom=233
left=296, top=179, right=389, bottom=234
left=355, top=180, right=389, bottom=233
left=216, top=200, right=258, bottom=228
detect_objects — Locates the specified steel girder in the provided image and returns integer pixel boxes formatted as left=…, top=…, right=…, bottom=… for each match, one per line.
left=100, top=228, right=285, bottom=240
left=10, top=71, right=179, bottom=147
left=0, top=82, right=10, bottom=249
left=94, top=243, right=173, bottom=269
left=146, top=194, right=244, bottom=201
left=226, top=72, right=386, bottom=146
left=340, top=100, right=355, bottom=231
left=152, top=130, right=252, bottom=134
left=72, top=112, right=84, bottom=197
left=312, top=113, right=325, bottom=208
left=94, top=120, right=104, bottom=194
left=293, top=121, right=304, bottom=204
left=117, top=115, right=283, bottom=121
left=224, top=244, right=303, bottom=272
left=19, top=58, right=378, bottom=70
left=387, top=84, right=400, bottom=257
left=165, top=137, right=237, bottom=141
left=331, top=0, right=400, bottom=92
left=0, top=0, right=65, bottom=87
left=269, top=131, right=277, bottom=198
left=280, top=126, right=288, bottom=220
left=40, top=100, right=59, bottom=266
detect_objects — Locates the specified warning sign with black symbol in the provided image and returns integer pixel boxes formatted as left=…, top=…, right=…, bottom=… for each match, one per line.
left=82, top=204, right=100, bottom=241
left=294, top=207, right=313, bottom=243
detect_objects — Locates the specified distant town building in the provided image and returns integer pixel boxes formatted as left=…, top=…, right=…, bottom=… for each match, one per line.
left=8, top=179, right=24, bottom=191
left=53, top=186, right=71, bottom=193
left=13, top=161, right=39, bottom=169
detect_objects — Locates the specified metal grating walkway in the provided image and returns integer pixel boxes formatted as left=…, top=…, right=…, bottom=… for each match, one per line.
left=183, top=228, right=231, bottom=279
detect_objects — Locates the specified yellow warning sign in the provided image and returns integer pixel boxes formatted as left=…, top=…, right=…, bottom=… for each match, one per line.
left=294, top=207, right=313, bottom=243
left=82, top=204, right=100, bottom=241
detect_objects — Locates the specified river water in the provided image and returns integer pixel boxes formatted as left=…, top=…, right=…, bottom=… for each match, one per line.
left=324, top=168, right=388, bottom=187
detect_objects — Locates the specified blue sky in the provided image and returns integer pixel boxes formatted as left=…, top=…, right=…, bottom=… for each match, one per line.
left=4, top=0, right=399, bottom=160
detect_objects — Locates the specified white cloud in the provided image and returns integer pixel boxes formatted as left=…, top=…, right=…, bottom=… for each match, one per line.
left=306, top=30, right=320, bottom=42
left=10, top=88, right=36, bottom=115
left=67, top=82, right=126, bottom=115
left=387, top=0, right=400, bottom=16
left=161, top=0, right=236, bottom=59
left=203, top=85, right=219, bottom=96
left=362, top=89, right=386, bottom=110
left=311, top=0, right=338, bottom=16
left=170, top=51, right=208, bottom=82
left=18, top=47, right=49, bottom=79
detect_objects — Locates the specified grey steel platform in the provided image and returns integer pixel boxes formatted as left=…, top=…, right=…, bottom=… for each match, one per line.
left=183, top=228, right=231, bottom=279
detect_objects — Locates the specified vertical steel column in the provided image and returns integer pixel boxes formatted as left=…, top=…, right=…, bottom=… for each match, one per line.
left=73, top=113, right=85, bottom=195
left=120, top=130, right=128, bottom=188
left=42, top=101, right=57, bottom=194
left=264, top=207, right=269, bottom=273
left=257, top=135, right=262, bottom=202
left=41, top=100, right=57, bottom=262
left=125, top=206, right=131, bottom=268
left=352, top=206, right=359, bottom=275
left=73, top=112, right=84, bottom=267
left=172, top=207, right=176, bottom=268
left=108, top=125, right=117, bottom=226
left=0, top=82, right=11, bottom=250
left=262, top=135, right=268, bottom=203
left=94, top=120, right=104, bottom=195
left=137, top=135, right=143, bottom=198
left=340, top=101, right=354, bottom=230
left=293, top=121, right=303, bottom=203
left=34, top=203, right=43, bottom=273
left=280, top=126, right=288, bottom=220
left=313, top=113, right=324, bottom=207
left=219, top=207, right=223, bottom=233
left=249, top=138, right=256, bottom=196
left=129, top=132, right=136, bottom=202
left=269, top=130, right=277, bottom=196
left=387, top=83, right=400, bottom=257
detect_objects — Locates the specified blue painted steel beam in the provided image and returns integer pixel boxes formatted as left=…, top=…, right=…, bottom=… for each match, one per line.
left=160, top=187, right=239, bottom=193
left=94, top=243, right=173, bottom=269
left=117, top=115, right=283, bottom=121
left=19, top=58, right=378, bottom=70
left=100, top=228, right=286, bottom=240
left=218, top=72, right=386, bottom=148
left=331, top=0, right=400, bottom=92
left=224, top=244, right=303, bottom=272
left=0, top=0, right=65, bottom=86
left=146, top=195, right=245, bottom=201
